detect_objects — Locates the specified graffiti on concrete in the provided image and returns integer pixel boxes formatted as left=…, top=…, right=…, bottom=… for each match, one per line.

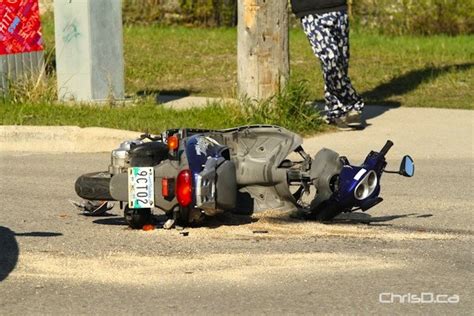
left=62, top=19, right=80, bottom=43
left=0, top=0, right=44, bottom=55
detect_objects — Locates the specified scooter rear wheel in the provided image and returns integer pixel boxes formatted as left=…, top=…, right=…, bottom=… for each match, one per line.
left=75, top=171, right=114, bottom=201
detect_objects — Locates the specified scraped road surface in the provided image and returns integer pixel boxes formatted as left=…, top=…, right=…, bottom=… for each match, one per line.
left=0, top=106, right=472, bottom=314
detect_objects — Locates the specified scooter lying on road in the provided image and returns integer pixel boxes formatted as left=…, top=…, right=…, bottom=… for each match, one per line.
left=74, top=125, right=414, bottom=229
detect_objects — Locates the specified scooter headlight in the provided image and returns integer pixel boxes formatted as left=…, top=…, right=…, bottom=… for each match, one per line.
left=355, top=183, right=368, bottom=199
left=354, top=170, right=378, bottom=200
left=367, top=171, right=377, bottom=190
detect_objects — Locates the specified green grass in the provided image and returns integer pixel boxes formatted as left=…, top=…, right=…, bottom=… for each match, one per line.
left=0, top=101, right=244, bottom=133
left=292, top=32, right=474, bottom=109
left=1, top=81, right=325, bottom=136
left=123, top=26, right=237, bottom=96
left=122, top=25, right=473, bottom=109
left=41, top=14, right=472, bottom=108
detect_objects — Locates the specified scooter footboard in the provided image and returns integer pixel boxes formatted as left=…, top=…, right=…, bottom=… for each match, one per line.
left=196, top=158, right=237, bottom=216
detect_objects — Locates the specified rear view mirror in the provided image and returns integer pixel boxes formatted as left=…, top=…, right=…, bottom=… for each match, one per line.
left=399, top=155, right=415, bottom=177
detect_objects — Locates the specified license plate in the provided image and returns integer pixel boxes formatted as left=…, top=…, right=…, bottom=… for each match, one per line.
left=128, top=167, right=154, bottom=209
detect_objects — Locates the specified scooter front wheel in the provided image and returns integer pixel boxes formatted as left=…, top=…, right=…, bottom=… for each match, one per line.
left=307, top=201, right=343, bottom=221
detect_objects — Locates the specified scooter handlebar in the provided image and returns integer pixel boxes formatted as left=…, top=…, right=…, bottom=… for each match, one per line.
left=379, top=140, right=394, bottom=157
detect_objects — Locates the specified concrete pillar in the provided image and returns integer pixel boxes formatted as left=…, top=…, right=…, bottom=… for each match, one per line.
left=54, top=0, right=124, bottom=102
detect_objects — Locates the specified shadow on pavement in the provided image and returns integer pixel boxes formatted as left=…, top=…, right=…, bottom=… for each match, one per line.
left=204, top=213, right=257, bottom=229
left=0, top=227, right=18, bottom=282
left=360, top=63, right=473, bottom=120
left=79, top=213, right=118, bottom=218
left=93, top=214, right=168, bottom=226
left=363, top=63, right=474, bottom=104
left=0, top=227, right=62, bottom=282
left=331, top=212, right=433, bottom=225
left=92, top=213, right=256, bottom=229
left=136, top=89, right=201, bottom=104
left=93, top=217, right=128, bottom=226
left=15, top=232, right=63, bottom=237
left=361, top=103, right=400, bottom=120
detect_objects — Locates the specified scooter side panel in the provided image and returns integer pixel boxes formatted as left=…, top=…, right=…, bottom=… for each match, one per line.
left=217, top=126, right=303, bottom=186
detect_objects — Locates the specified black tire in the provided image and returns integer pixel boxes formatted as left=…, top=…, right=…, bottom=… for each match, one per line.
left=124, top=206, right=152, bottom=229
left=75, top=172, right=114, bottom=201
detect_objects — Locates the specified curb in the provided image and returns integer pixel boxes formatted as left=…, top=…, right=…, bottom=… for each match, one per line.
left=0, top=126, right=140, bottom=153
left=1, top=107, right=472, bottom=157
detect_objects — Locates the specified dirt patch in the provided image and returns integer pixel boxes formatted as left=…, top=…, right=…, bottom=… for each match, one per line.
left=13, top=251, right=403, bottom=287
left=185, top=210, right=460, bottom=241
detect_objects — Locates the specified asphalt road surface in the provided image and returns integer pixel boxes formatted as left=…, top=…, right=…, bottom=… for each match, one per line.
left=0, top=107, right=473, bottom=315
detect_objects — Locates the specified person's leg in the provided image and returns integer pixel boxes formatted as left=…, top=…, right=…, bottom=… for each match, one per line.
left=334, top=11, right=364, bottom=112
left=302, top=12, right=344, bottom=120
left=301, top=11, right=364, bottom=122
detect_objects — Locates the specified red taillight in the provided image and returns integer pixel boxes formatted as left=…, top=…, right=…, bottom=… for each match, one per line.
left=176, top=169, right=192, bottom=207
left=162, top=178, right=169, bottom=197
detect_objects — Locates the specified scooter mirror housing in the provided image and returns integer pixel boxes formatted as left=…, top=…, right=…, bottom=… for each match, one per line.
left=399, top=155, right=415, bottom=177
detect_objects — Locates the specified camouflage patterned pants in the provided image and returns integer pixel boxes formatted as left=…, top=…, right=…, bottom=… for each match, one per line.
left=301, top=11, right=364, bottom=120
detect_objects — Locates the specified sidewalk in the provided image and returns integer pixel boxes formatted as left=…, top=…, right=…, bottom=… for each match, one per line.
left=157, top=95, right=236, bottom=110
left=304, top=106, right=473, bottom=160
left=1, top=106, right=472, bottom=159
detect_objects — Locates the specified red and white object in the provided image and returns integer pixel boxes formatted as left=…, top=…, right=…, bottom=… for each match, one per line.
left=0, top=0, right=44, bottom=55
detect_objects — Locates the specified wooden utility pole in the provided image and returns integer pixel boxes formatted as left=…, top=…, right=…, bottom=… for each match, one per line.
left=237, top=0, right=289, bottom=100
